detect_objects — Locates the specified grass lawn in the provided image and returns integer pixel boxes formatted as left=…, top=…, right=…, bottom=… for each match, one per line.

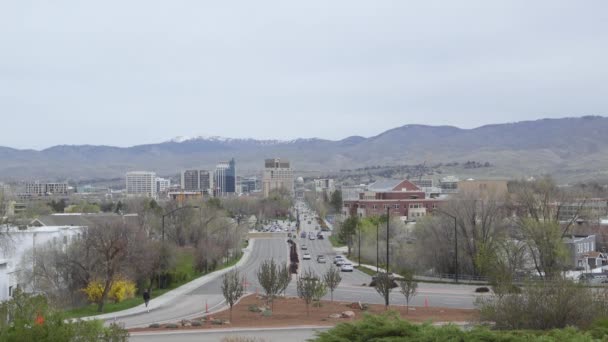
left=64, top=248, right=243, bottom=319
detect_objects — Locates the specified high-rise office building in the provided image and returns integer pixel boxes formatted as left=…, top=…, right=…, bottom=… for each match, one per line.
left=181, top=169, right=213, bottom=195
left=126, top=171, right=157, bottom=198
left=262, top=158, right=294, bottom=197
left=214, top=158, right=236, bottom=196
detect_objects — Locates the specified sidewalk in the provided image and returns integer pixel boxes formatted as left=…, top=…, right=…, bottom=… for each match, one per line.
left=81, top=239, right=256, bottom=321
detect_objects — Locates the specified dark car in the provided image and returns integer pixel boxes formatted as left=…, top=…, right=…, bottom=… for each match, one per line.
left=316, top=234, right=324, bottom=240
left=300, top=232, right=307, bottom=238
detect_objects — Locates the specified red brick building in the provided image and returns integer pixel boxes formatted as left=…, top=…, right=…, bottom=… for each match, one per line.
left=342, top=179, right=444, bottom=221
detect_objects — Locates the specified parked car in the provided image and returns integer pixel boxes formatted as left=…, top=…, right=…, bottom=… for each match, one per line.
left=303, top=253, right=311, bottom=260
left=341, top=263, right=354, bottom=272
left=301, top=244, right=308, bottom=250
left=317, top=255, right=326, bottom=263
left=316, top=234, right=324, bottom=240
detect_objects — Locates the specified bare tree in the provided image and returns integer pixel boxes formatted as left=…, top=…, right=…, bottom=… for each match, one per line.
left=86, top=221, right=134, bottom=312
left=221, top=268, right=245, bottom=322
left=323, top=266, right=342, bottom=302
left=398, top=271, right=418, bottom=314
left=256, top=259, right=281, bottom=309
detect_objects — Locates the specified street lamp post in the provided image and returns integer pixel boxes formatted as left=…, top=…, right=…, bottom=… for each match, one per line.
left=386, top=207, right=390, bottom=275
left=376, top=219, right=379, bottom=273
left=358, top=219, right=361, bottom=267
left=434, top=207, right=458, bottom=283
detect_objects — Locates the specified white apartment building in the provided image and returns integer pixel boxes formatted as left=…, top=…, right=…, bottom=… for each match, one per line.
left=156, top=177, right=171, bottom=194
left=0, top=225, right=84, bottom=301
left=262, top=158, right=294, bottom=197
left=126, top=171, right=157, bottom=198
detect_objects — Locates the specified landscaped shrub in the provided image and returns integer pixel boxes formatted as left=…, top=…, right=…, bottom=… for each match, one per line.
left=191, top=321, right=202, bottom=327
left=165, top=323, right=178, bottom=329
left=82, top=278, right=137, bottom=304
left=148, top=323, right=160, bottom=328
left=312, top=311, right=608, bottom=342
left=475, top=287, right=490, bottom=293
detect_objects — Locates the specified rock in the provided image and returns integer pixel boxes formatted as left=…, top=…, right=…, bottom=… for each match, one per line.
left=329, top=313, right=342, bottom=319
left=341, top=311, right=356, bottom=318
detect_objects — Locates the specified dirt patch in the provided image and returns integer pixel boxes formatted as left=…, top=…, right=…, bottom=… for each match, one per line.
left=130, top=294, right=478, bottom=332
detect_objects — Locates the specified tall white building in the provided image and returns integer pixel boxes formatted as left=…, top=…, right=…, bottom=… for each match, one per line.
left=126, top=171, right=157, bottom=198
left=262, top=158, right=294, bottom=197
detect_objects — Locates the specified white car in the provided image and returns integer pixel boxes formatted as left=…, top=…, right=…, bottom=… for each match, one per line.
left=309, top=235, right=316, bottom=240
left=336, top=258, right=346, bottom=266
left=333, top=255, right=344, bottom=264
left=303, top=253, right=311, bottom=260
left=341, top=262, right=354, bottom=272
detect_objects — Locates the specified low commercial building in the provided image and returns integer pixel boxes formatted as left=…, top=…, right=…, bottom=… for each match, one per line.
left=342, top=179, right=443, bottom=221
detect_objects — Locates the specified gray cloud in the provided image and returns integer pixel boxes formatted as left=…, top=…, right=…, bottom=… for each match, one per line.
left=0, top=0, right=606, bottom=149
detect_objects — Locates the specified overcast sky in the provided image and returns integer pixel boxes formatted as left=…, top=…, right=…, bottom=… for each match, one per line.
left=1, top=1, right=607, bottom=149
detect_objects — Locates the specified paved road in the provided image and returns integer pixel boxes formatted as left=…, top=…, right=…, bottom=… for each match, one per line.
left=114, top=202, right=478, bottom=330
left=130, top=327, right=328, bottom=342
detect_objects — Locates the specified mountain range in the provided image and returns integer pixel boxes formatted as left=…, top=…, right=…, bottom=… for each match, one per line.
left=1, top=116, right=608, bottom=182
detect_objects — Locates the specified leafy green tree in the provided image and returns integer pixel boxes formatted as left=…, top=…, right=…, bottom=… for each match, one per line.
left=256, top=259, right=281, bottom=309
left=398, top=271, right=418, bottom=313
left=221, top=268, right=245, bottom=322
left=297, top=269, right=324, bottom=316
left=329, top=190, right=342, bottom=213
left=339, top=216, right=359, bottom=255
left=323, top=266, right=342, bottom=302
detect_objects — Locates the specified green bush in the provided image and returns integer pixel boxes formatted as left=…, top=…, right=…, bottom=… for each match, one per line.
left=165, top=323, right=178, bottom=329
left=191, top=321, right=203, bottom=327
left=148, top=323, right=160, bottom=328
left=312, top=311, right=608, bottom=342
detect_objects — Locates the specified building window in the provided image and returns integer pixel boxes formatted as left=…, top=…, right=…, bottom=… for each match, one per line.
left=344, top=204, right=350, bottom=208
left=373, top=205, right=377, bottom=209
left=393, top=204, right=399, bottom=209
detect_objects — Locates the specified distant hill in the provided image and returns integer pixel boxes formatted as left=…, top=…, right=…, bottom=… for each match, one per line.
left=1, top=116, right=608, bottom=182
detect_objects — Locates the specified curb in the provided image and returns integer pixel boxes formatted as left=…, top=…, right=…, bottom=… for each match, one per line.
left=80, top=239, right=257, bottom=322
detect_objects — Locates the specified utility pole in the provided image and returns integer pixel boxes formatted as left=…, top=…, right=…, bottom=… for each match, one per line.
left=386, top=207, right=390, bottom=274
left=376, top=219, right=379, bottom=273
left=358, top=219, right=361, bottom=267
left=385, top=207, right=390, bottom=308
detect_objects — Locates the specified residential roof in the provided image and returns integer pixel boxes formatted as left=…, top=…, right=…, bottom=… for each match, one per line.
left=368, top=179, right=420, bottom=192
left=582, top=251, right=606, bottom=259
left=30, top=213, right=138, bottom=227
